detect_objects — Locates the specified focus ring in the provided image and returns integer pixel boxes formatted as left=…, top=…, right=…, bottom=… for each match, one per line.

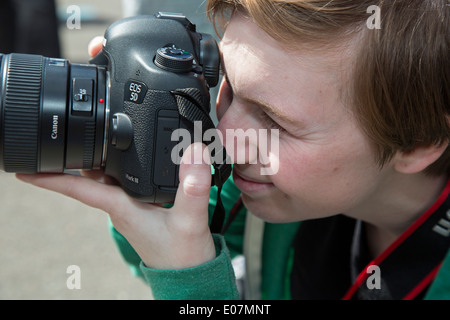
left=3, top=54, right=42, bottom=173
left=83, top=120, right=96, bottom=169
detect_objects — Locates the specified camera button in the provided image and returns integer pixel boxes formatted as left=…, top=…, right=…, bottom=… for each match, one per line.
left=74, top=93, right=88, bottom=102
left=111, top=113, right=133, bottom=151
left=72, top=78, right=93, bottom=115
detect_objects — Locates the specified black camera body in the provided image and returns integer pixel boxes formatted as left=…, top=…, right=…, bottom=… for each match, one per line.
left=0, top=13, right=229, bottom=204
left=99, top=13, right=222, bottom=202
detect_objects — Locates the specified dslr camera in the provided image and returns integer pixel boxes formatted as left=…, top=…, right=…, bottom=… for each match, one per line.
left=0, top=13, right=230, bottom=204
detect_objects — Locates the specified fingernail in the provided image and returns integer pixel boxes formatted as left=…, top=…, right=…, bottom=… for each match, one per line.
left=181, top=143, right=211, bottom=165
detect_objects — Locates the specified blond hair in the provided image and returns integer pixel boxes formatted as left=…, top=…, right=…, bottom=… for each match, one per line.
left=207, top=0, right=450, bottom=175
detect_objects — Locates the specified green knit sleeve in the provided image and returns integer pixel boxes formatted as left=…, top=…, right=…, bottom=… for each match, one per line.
left=139, top=234, right=240, bottom=300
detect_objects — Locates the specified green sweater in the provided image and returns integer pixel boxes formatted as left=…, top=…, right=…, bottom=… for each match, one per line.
left=109, top=177, right=450, bottom=300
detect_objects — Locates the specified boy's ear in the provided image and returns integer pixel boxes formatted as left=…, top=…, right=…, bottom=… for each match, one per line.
left=394, top=142, right=449, bottom=174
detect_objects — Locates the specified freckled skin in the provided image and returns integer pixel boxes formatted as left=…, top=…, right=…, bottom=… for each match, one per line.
left=217, top=13, right=390, bottom=223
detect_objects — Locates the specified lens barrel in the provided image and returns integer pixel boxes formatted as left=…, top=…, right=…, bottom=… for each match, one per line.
left=0, top=54, right=42, bottom=172
left=0, top=53, right=107, bottom=173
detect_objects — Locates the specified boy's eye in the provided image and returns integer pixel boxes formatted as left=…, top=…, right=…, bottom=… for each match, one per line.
left=220, top=66, right=285, bottom=134
left=259, top=111, right=285, bottom=132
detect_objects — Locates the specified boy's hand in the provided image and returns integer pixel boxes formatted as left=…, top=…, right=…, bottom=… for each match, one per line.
left=88, top=36, right=104, bottom=57
left=15, top=36, right=217, bottom=269
left=17, top=143, right=215, bottom=269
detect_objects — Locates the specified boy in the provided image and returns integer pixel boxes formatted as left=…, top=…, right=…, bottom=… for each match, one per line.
left=18, top=0, right=449, bottom=299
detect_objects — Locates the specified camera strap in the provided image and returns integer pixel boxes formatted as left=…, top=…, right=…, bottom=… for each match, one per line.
left=172, top=88, right=232, bottom=234
left=342, top=178, right=450, bottom=300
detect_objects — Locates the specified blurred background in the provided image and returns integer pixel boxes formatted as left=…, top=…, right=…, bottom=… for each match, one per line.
left=0, top=0, right=217, bottom=299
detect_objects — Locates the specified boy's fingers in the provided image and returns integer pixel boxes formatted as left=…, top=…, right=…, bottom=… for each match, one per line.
left=172, top=143, right=212, bottom=225
left=88, top=36, right=104, bottom=57
left=15, top=173, right=130, bottom=216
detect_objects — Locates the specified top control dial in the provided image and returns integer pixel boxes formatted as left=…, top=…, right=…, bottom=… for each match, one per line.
left=155, top=46, right=194, bottom=73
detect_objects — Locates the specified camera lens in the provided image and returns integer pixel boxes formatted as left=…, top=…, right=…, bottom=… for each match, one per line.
left=0, top=53, right=107, bottom=173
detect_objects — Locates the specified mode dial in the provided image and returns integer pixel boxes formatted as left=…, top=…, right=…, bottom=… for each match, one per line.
left=155, top=46, right=194, bottom=73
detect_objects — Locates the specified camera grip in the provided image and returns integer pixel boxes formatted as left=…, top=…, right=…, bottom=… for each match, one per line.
left=119, top=90, right=182, bottom=202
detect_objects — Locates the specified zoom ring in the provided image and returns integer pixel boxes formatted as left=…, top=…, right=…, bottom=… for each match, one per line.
left=3, top=54, right=42, bottom=173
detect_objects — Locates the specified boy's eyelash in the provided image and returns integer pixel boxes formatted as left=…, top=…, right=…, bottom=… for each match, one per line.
left=219, top=66, right=226, bottom=77
left=259, top=112, right=285, bottom=132
left=219, top=68, right=285, bottom=134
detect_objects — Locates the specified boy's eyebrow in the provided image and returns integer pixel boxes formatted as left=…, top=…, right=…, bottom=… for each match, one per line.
left=220, top=56, right=298, bottom=127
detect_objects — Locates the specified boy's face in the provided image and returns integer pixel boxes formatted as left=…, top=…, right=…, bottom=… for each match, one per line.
left=217, top=13, right=395, bottom=223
